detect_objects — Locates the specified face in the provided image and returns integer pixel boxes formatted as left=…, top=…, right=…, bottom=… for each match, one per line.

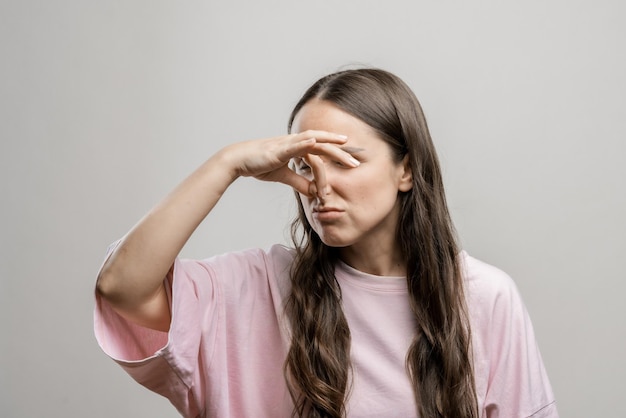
left=291, top=99, right=412, bottom=254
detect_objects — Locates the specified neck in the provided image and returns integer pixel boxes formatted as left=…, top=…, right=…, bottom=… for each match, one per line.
left=339, top=241, right=406, bottom=277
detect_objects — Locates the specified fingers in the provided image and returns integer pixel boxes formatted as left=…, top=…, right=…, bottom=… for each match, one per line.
left=275, top=167, right=312, bottom=196
left=287, top=135, right=361, bottom=202
left=252, top=131, right=359, bottom=202
left=306, top=154, right=328, bottom=202
left=293, top=130, right=348, bottom=144
left=306, top=142, right=360, bottom=168
left=269, top=160, right=325, bottom=201
left=267, top=157, right=327, bottom=203
left=283, top=130, right=347, bottom=158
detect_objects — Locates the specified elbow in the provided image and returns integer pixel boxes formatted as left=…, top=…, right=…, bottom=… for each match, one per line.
left=96, top=265, right=171, bottom=332
left=95, top=264, right=124, bottom=304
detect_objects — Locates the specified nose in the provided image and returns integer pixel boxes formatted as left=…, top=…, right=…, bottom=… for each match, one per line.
left=313, top=163, right=341, bottom=204
left=299, top=155, right=326, bottom=200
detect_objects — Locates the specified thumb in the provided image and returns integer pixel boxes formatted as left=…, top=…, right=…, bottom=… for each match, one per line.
left=272, top=166, right=312, bottom=196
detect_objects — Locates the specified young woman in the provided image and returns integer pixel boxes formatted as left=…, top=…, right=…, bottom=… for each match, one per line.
left=95, top=68, right=558, bottom=417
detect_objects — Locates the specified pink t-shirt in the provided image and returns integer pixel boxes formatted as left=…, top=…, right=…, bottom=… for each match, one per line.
left=94, top=244, right=558, bottom=417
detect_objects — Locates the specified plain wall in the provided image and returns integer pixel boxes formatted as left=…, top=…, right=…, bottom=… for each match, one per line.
left=2, top=1, right=625, bottom=417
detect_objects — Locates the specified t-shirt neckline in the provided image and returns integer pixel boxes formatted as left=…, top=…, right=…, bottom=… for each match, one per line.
left=335, top=259, right=408, bottom=292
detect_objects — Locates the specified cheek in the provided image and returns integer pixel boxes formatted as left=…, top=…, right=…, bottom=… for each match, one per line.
left=353, top=173, right=401, bottom=210
left=354, top=169, right=395, bottom=196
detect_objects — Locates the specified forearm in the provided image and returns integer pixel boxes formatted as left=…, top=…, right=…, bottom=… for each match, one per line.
left=95, top=131, right=352, bottom=329
left=96, top=148, right=238, bottom=312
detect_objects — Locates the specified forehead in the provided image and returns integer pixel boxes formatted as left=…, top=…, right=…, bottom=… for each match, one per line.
left=292, top=99, right=384, bottom=148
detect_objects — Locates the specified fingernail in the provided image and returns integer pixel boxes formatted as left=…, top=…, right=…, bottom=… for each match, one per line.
left=338, top=134, right=348, bottom=139
left=324, top=186, right=330, bottom=195
left=349, top=157, right=360, bottom=167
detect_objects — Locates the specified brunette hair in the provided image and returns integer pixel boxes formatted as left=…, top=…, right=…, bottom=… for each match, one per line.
left=284, top=68, right=478, bottom=418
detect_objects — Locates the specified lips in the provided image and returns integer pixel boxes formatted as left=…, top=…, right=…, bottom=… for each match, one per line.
left=313, top=206, right=342, bottom=213
left=312, top=206, right=344, bottom=221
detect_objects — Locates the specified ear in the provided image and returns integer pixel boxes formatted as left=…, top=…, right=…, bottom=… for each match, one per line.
left=397, top=155, right=413, bottom=192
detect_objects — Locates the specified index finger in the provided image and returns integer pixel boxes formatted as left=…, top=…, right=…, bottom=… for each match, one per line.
left=291, top=130, right=348, bottom=145
left=305, top=142, right=361, bottom=168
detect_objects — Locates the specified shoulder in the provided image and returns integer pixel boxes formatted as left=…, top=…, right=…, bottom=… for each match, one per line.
left=174, top=244, right=296, bottom=299
left=459, top=251, right=531, bottom=336
left=460, top=251, right=521, bottom=307
left=179, top=244, right=295, bottom=276
left=201, top=244, right=295, bottom=274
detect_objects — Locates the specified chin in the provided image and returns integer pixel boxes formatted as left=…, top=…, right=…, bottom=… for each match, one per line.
left=316, top=233, right=353, bottom=248
left=309, top=223, right=357, bottom=248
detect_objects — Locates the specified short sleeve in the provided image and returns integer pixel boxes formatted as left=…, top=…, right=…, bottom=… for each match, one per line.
left=94, top=244, right=220, bottom=417
left=94, top=244, right=294, bottom=418
left=462, top=254, right=559, bottom=418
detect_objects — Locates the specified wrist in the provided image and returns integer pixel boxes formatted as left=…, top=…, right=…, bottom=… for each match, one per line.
left=212, top=144, right=243, bottom=183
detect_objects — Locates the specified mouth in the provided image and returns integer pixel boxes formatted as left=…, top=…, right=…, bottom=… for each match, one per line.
left=312, top=206, right=344, bottom=222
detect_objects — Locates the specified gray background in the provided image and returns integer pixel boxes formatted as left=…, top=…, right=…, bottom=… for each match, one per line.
left=2, top=1, right=624, bottom=417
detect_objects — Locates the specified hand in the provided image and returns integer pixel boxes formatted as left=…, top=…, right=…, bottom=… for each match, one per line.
left=225, top=130, right=359, bottom=199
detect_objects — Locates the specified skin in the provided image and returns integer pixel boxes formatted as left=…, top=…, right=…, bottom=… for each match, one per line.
left=96, top=128, right=356, bottom=332
left=96, top=99, right=411, bottom=332
left=292, top=100, right=413, bottom=276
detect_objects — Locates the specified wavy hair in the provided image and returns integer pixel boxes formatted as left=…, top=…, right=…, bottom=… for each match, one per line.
left=284, top=68, right=478, bottom=418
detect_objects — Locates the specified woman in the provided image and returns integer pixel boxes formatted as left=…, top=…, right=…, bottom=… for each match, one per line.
left=95, top=68, right=558, bottom=417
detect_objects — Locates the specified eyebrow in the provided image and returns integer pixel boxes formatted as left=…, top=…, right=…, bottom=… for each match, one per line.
left=340, top=146, right=365, bottom=154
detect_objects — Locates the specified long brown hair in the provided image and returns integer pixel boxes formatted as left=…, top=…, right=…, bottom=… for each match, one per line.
left=284, top=68, right=478, bottom=418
